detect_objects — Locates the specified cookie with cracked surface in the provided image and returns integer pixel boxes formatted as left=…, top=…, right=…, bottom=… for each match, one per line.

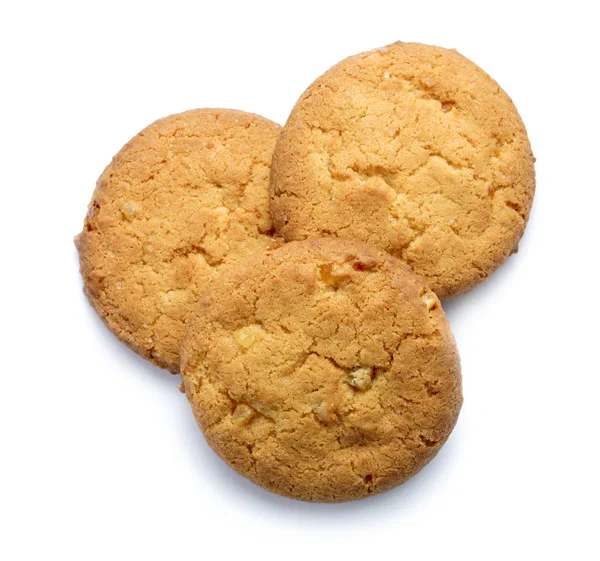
left=270, top=41, right=535, bottom=299
left=181, top=237, right=462, bottom=502
left=75, top=109, right=281, bottom=372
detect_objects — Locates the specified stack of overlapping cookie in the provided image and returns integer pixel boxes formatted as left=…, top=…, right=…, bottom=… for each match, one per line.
left=76, top=42, right=534, bottom=502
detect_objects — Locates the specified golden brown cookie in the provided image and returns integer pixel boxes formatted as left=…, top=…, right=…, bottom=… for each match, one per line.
left=181, top=237, right=462, bottom=502
left=75, top=109, right=281, bottom=372
left=270, top=42, right=535, bottom=299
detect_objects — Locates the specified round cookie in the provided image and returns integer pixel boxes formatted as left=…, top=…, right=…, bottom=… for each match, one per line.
left=75, top=109, right=281, bottom=372
left=270, top=42, right=535, bottom=299
left=181, top=237, right=462, bottom=502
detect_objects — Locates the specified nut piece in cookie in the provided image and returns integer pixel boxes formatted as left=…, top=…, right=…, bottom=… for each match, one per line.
left=347, top=367, right=374, bottom=391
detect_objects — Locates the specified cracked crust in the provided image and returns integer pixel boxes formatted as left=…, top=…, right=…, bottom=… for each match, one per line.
left=181, top=238, right=462, bottom=502
left=75, top=109, right=281, bottom=372
left=270, top=42, right=535, bottom=299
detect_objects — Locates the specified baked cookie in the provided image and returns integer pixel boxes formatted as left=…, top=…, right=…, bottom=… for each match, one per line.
left=75, top=109, right=281, bottom=372
left=270, top=42, right=535, bottom=299
left=181, top=237, right=462, bottom=502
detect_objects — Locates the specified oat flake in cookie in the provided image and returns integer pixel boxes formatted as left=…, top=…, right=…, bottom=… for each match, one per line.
left=270, top=42, right=535, bottom=299
left=181, top=238, right=463, bottom=502
left=75, top=109, right=281, bottom=372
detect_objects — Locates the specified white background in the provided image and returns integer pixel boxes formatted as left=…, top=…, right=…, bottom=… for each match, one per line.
left=1, top=1, right=599, bottom=559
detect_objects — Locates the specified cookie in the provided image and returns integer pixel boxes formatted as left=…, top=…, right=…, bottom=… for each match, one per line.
left=270, top=42, right=535, bottom=299
left=181, top=237, right=462, bottom=502
left=75, top=109, right=281, bottom=372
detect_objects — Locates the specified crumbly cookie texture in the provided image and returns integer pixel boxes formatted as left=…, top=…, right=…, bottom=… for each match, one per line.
left=75, top=109, right=281, bottom=372
left=270, top=41, right=535, bottom=299
left=181, top=238, right=462, bottom=502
